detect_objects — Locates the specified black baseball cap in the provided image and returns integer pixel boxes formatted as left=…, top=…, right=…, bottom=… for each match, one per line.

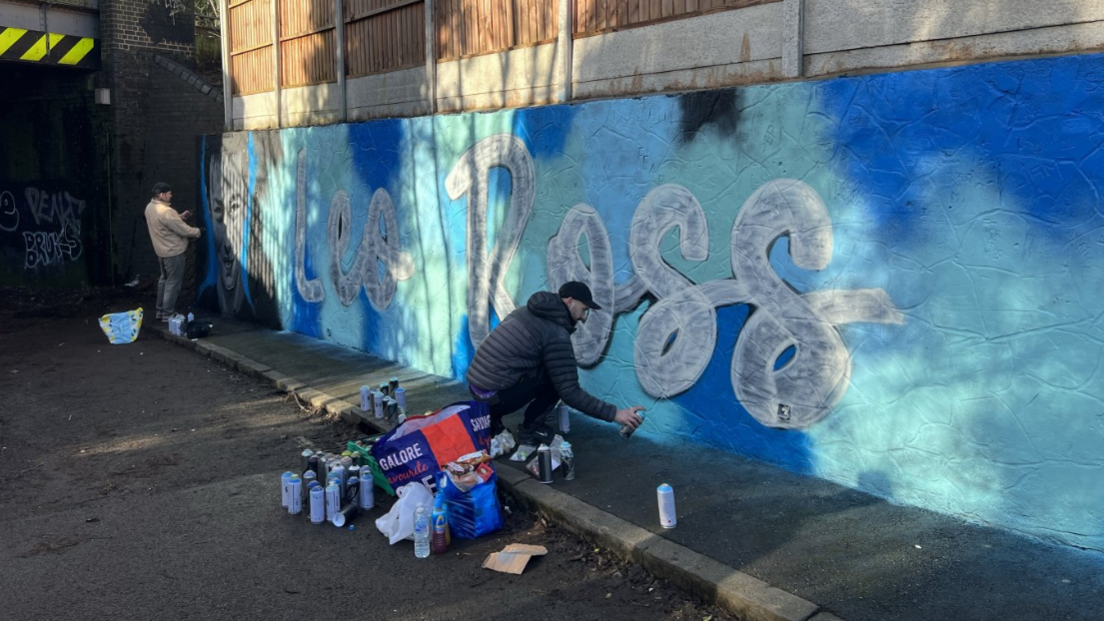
left=152, top=182, right=172, bottom=196
left=558, top=281, right=601, bottom=310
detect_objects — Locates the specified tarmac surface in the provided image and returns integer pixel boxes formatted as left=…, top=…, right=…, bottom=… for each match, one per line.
left=156, top=315, right=1104, bottom=621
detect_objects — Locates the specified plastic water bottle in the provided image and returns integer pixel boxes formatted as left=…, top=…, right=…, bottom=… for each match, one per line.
left=413, top=504, right=430, bottom=558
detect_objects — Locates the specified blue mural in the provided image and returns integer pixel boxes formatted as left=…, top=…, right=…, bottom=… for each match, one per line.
left=198, top=53, right=1104, bottom=555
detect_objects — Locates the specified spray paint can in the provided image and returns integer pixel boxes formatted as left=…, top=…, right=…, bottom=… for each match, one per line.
left=280, top=471, right=294, bottom=507
left=325, top=481, right=341, bottom=522
left=373, top=390, right=384, bottom=418
left=537, top=444, right=553, bottom=484
left=300, top=449, right=314, bottom=474
left=389, top=377, right=400, bottom=394
left=360, top=385, right=371, bottom=411
left=359, top=472, right=375, bottom=510
left=332, top=502, right=359, bottom=527
left=316, top=454, right=328, bottom=487
left=620, top=410, right=646, bottom=439
left=657, top=483, right=676, bottom=529
left=343, top=474, right=360, bottom=507
left=329, top=466, right=346, bottom=500
left=394, top=387, right=406, bottom=411
left=287, top=475, right=303, bottom=515
left=307, top=453, right=320, bottom=478
left=560, top=441, right=575, bottom=481
left=302, top=470, right=317, bottom=502
left=379, top=381, right=390, bottom=398
left=557, top=405, right=571, bottom=434
left=309, top=485, right=325, bottom=524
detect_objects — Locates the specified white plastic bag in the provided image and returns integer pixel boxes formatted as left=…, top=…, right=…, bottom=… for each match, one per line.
left=489, top=429, right=516, bottom=458
left=375, top=482, right=433, bottom=545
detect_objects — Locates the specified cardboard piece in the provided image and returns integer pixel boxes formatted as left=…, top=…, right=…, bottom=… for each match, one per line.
left=481, top=543, right=549, bottom=575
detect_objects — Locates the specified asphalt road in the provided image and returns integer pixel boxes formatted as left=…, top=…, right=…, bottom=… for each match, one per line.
left=0, top=292, right=736, bottom=621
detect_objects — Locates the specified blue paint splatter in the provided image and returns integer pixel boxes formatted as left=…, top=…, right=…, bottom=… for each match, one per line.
left=512, top=104, right=577, bottom=159
left=349, top=120, right=405, bottom=194
left=818, top=54, right=1104, bottom=243
left=196, top=136, right=219, bottom=299
left=452, top=313, right=474, bottom=381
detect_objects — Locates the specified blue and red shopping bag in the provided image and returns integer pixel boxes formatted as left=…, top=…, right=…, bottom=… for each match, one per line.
left=370, top=401, right=492, bottom=491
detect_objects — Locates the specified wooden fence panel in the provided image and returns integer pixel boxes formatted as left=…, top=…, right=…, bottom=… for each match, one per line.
left=231, top=46, right=275, bottom=94
left=279, top=0, right=337, bottom=87
left=435, top=0, right=556, bottom=61
left=574, top=0, right=778, bottom=37
left=229, top=0, right=275, bottom=95
left=345, top=0, right=426, bottom=77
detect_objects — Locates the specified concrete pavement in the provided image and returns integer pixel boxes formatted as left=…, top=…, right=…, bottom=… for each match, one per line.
left=151, top=316, right=1104, bottom=621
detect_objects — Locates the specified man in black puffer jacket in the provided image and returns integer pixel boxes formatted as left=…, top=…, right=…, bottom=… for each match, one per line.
left=467, top=281, right=645, bottom=446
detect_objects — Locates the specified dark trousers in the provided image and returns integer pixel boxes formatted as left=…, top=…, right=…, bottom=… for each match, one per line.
left=156, top=254, right=186, bottom=315
left=473, top=373, right=559, bottom=433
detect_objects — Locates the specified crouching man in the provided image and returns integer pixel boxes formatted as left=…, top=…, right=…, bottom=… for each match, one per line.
left=466, top=281, right=644, bottom=446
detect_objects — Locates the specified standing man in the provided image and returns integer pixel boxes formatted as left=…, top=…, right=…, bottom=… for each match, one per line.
left=144, top=182, right=201, bottom=321
left=466, top=281, right=645, bottom=446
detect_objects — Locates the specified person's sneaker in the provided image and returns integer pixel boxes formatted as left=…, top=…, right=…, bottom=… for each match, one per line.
left=517, top=421, right=555, bottom=447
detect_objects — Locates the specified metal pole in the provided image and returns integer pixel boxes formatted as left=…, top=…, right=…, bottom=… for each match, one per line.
left=557, top=0, right=572, bottom=103
left=219, top=0, right=232, bottom=130
left=782, top=0, right=804, bottom=79
left=335, top=0, right=346, bottom=121
left=272, top=0, right=282, bottom=128
left=424, top=0, right=436, bottom=114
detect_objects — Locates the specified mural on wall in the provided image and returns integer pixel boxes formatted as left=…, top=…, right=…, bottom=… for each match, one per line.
left=198, top=52, right=1104, bottom=555
left=0, top=187, right=85, bottom=270
left=199, top=132, right=279, bottom=326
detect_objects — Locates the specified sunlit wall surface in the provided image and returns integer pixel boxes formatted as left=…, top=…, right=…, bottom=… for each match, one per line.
left=198, top=53, right=1104, bottom=554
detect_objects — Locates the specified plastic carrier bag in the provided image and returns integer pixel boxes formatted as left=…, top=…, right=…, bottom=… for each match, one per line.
left=369, top=401, right=491, bottom=492
left=435, top=468, right=502, bottom=539
left=374, top=481, right=434, bottom=545
left=98, top=308, right=144, bottom=344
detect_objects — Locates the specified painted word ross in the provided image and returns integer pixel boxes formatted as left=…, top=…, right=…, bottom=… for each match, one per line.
left=294, top=148, right=414, bottom=309
left=294, top=135, right=903, bottom=430
left=528, top=136, right=904, bottom=429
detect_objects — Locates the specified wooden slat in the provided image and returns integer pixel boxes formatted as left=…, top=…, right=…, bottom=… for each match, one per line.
left=231, top=45, right=275, bottom=94
left=571, top=0, right=779, bottom=38
left=345, top=1, right=425, bottom=77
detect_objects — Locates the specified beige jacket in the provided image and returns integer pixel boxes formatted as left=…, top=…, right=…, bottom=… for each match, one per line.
left=144, top=199, right=200, bottom=258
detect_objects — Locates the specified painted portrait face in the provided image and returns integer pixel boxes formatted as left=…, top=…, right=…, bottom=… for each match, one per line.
left=206, top=145, right=247, bottom=315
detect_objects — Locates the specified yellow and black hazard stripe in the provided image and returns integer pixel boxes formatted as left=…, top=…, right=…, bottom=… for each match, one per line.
left=0, top=27, right=98, bottom=69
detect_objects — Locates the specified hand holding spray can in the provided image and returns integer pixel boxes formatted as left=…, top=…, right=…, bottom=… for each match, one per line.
left=619, top=407, right=646, bottom=439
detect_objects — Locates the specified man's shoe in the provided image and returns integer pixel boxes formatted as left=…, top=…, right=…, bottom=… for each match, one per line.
left=517, top=422, right=555, bottom=447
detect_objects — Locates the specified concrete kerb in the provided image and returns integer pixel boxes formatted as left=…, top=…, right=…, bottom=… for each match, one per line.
left=157, top=327, right=837, bottom=621
left=502, top=469, right=821, bottom=621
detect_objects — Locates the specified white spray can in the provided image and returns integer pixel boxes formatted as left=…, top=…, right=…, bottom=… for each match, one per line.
left=309, top=485, right=325, bottom=524
left=360, top=385, right=371, bottom=411
left=287, top=475, right=302, bottom=515
left=280, top=471, right=293, bottom=507
left=325, top=481, right=341, bottom=522
left=359, top=472, right=375, bottom=510
left=657, top=483, right=676, bottom=529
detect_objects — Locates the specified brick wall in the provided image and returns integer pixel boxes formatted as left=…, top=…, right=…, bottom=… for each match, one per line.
left=100, top=0, right=224, bottom=295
